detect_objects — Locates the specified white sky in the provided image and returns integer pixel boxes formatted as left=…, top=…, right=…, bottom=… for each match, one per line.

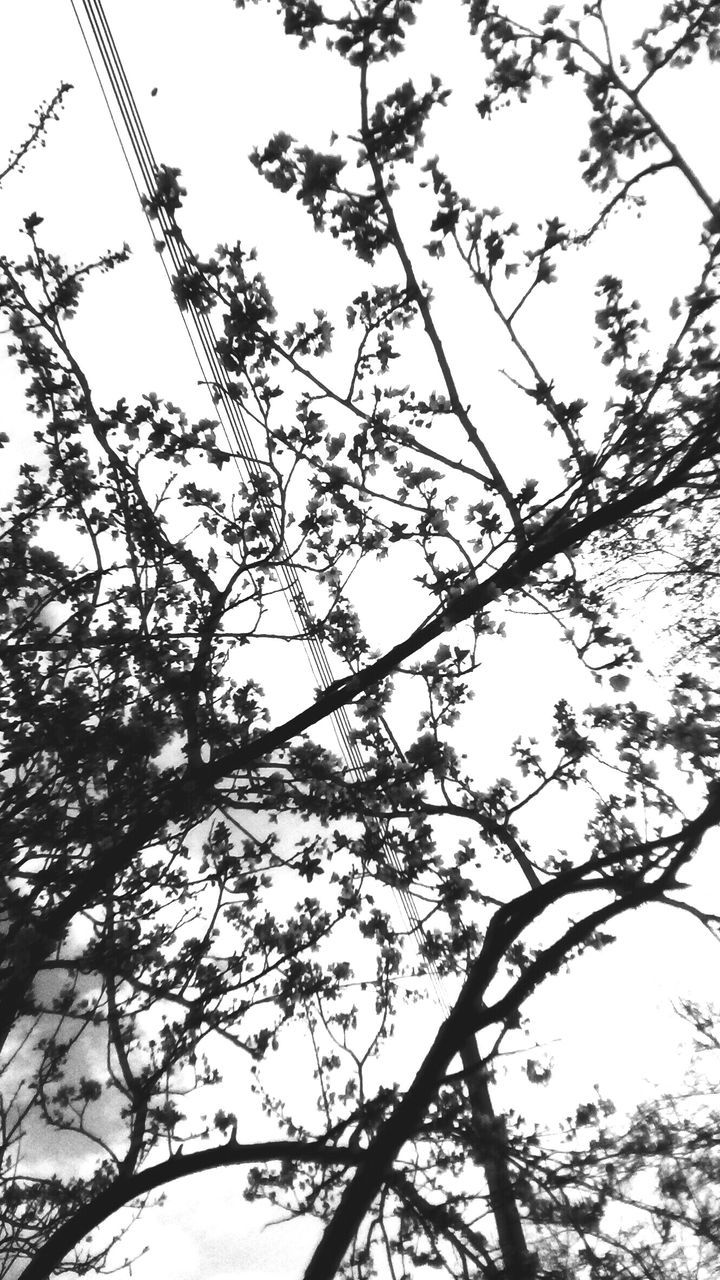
left=3, top=2, right=720, bottom=1277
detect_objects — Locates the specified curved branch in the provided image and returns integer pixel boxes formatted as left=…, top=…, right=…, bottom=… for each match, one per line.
left=301, top=789, right=720, bottom=1280
left=572, top=159, right=674, bottom=246
left=18, top=1139, right=362, bottom=1280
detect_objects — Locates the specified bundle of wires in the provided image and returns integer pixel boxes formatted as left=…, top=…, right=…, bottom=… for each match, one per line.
left=71, top=0, right=448, bottom=1009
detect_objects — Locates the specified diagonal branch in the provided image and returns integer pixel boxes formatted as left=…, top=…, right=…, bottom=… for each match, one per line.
left=0, top=83, right=73, bottom=189
left=0, top=411, right=715, bottom=1048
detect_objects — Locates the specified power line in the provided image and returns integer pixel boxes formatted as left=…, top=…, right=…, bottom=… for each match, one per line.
left=70, top=0, right=448, bottom=1010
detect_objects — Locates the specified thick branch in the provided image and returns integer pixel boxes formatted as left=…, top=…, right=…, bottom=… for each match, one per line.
left=18, top=1139, right=362, bottom=1280
left=0, top=416, right=714, bottom=1045
left=301, top=789, right=720, bottom=1280
left=460, top=1038, right=534, bottom=1280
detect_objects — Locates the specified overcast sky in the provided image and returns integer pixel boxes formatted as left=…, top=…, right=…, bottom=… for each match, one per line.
left=3, top=2, right=720, bottom=1277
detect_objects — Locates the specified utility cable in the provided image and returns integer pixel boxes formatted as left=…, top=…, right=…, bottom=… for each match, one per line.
left=71, top=0, right=448, bottom=1011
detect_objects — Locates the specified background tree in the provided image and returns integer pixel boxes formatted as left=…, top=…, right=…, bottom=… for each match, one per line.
left=2, top=1, right=720, bottom=1278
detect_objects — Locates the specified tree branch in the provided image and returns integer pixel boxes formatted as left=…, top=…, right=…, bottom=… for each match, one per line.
left=358, top=60, right=528, bottom=548
left=18, top=1139, right=363, bottom=1280
left=301, top=787, right=720, bottom=1280
left=0, top=408, right=715, bottom=1048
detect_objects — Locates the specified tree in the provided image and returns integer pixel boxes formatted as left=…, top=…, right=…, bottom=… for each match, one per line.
left=2, top=1, right=720, bottom=1277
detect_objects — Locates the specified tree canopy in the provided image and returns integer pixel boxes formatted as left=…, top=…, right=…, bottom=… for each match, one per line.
left=2, top=2, right=720, bottom=1278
